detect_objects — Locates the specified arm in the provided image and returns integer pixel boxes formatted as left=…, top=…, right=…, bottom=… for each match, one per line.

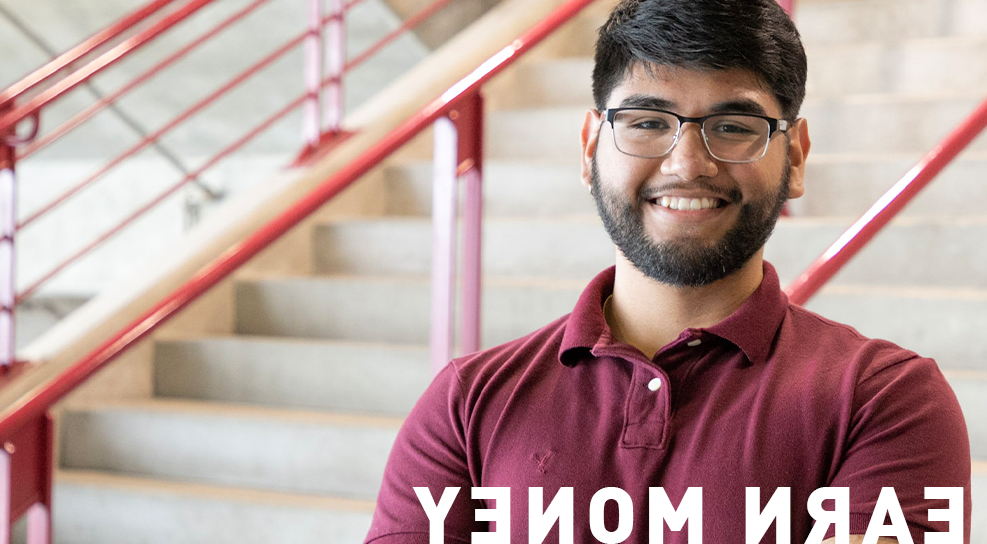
left=825, top=351, right=970, bottom=543
left=365, top=364, right=484, bottom=543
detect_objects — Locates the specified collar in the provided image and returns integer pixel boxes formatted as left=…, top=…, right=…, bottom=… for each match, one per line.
left=558, top=262, right=789, bottom=367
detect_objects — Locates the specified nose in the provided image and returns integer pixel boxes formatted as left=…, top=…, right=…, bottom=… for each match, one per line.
left=659, top=122, right=718, bottom=181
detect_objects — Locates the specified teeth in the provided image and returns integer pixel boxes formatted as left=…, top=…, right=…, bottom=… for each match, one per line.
left=656, top=196, right=722, bottom=211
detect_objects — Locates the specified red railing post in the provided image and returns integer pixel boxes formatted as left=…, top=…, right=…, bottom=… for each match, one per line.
left=0, top=104, right=16, bottom=368
left=324, top=0, right=346, bottom=133
left=0, top=414, right=53, bottom=544
left=430, top=114, right=459, bottom=374
left=454, top=93, right=483, bottom=356
left=303, top=0, right=324, bottom=147
left=429, top=92, right=485, bottom=374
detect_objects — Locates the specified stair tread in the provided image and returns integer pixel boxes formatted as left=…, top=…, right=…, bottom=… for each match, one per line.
left=65, top=398, right=404, bottom=429
left=157, top=332, right=428, bottom=352
left=55, top=469, right=376, bottom=511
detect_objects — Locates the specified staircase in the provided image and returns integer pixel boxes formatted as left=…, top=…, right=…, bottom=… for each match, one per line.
left=37, top=0, right=987, bottom=541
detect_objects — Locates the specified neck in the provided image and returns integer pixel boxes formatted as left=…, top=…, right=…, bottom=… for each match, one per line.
left=606, top=250, right=765, bottom=359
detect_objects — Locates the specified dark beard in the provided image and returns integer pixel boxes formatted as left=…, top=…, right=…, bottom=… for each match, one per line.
left=590, top=156, right=790, bottom=287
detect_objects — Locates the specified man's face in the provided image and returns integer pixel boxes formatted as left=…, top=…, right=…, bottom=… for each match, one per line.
left=580, top=64, right=808, bottom=287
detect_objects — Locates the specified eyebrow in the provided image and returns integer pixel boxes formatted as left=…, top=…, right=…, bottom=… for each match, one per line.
left=617, top=94, right=675, bottom=110
left=615, top=95, right=771, bottom=117
left=707, top=99, right=769, bottom=116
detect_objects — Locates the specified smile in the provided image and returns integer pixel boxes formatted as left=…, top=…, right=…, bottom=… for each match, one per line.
left=651, top=196, right=725, bottom=211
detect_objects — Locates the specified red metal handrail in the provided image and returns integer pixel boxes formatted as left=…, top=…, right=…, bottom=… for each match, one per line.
left=0, top=0, right=180, bottom=108
left=785, top=96, right=987, bottom=305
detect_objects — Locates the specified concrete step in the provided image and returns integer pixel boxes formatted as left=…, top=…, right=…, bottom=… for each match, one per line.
left=795, top=0, right=987, bottom=44
left=383, top=159, right=593, bottom=217
left=383, top=154, right=987, bottom=219
left=235, top=274, right=987, bottom=371
left=487, top=37, right=987, bottom=109
left=806, top=37, right=987, bottom=97
left=312, top=216, right=613, bottom=280
left=804, top=285, right=987, bottom=372
left=154, top=336, right=430, bottom=416
left=485, top=97, right=987, bottom=160
left=802, top=94, right=987, bottom=155
left=766, top=216, right=987, bottom=289
left=311, top=216, right=987, bottom=289
left=234, top=274, right=582, bottom=347
left=48, top=470, right=373, bottom=544
left=794, top=153, right=987, bottom=218
left=59, top=400, right=399, bottom=500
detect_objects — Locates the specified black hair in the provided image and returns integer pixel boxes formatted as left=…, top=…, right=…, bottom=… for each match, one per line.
left=592, top=0, right=807, bottom=120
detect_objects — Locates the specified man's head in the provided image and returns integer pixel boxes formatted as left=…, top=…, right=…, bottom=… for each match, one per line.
left=581, top=0, right=810, bottom=287
left=592, top=0, right=807, bottom=120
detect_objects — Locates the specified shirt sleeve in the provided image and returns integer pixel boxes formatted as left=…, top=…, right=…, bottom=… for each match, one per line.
left=365, top=363, right=485, bottom=543
left=825, top=353, right=971, bottom=543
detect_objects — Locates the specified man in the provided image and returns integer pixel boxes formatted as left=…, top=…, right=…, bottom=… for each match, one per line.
left=365, top=0, right=971, bottom=542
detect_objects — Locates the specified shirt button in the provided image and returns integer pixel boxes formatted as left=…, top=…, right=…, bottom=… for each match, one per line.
left=687, top=339, right=702, bottom=347
left=647, top=377, right=662, bottom=391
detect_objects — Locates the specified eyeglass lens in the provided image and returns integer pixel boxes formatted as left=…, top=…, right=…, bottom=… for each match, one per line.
left=610, top=110, right=772, bottom=162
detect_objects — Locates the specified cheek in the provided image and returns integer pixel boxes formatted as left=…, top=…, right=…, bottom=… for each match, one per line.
left=596, top=148, right=655, bottom=191
left=727, top=163, right=784, bottom=201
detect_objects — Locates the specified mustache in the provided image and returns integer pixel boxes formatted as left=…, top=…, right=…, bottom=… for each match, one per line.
left=638, top=180, right=742, bottom=203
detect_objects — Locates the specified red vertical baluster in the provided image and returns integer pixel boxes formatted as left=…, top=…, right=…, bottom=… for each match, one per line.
left=431, top=115, right=459, bottom=374
left=325, top=0, right=346, bottom=133
left=0, top=415, right=53, bottom=544
left=0, top=103, right=16, bottom=368
left=454, top=93, right=483, bottom=355
left=303, top=0, right=324, bottom=147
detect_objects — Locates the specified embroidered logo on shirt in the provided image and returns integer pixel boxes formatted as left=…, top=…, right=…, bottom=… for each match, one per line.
left=532, top=450, right=555, bottom=474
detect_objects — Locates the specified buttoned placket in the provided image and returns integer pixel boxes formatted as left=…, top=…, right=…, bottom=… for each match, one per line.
left=613, top=330, right=710, bottom=451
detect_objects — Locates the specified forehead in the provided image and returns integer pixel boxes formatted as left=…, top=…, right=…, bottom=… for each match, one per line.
left=607, top=63, right=783, bottom=117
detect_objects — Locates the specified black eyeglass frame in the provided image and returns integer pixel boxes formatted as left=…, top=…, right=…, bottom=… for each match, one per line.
left=602, top=107, right=791, bottom=164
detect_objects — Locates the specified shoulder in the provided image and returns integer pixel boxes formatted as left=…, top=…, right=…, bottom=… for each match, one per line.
left=446, top=313, right=572, bottom=398
left=780, top=302, right=934, bottom=382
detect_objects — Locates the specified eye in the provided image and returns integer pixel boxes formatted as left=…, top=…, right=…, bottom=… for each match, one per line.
left=624, top=116, right=673, bottom=132
left=709, top=120, right=757, bottom=135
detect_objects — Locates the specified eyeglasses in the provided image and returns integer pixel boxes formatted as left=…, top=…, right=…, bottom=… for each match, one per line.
left=602, top=107, right=790, bottom=164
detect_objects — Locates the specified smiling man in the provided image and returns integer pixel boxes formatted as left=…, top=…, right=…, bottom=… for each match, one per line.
left=364, top=0, right=971, bottom=542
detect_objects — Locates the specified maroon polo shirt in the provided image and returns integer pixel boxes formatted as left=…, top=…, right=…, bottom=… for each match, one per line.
left=365, top=263, right=971, bottom=543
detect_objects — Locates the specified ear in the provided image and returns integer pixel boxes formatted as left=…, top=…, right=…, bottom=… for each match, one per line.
left=786, top=118, right=810, bottom=199
left=581, top=109, right=603, bottom=192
